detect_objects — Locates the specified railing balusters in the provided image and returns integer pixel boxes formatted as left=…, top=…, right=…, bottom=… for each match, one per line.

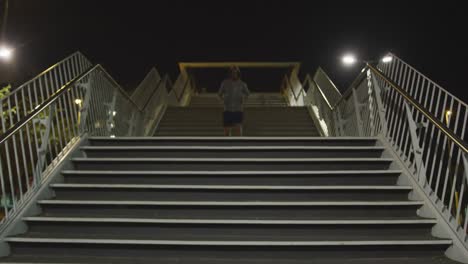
left=0, top=63, right=155, bottom=228
left=14, top=93, right=30, bottom=195
left=386, top=54, right=467, bottom=140
left=53, top=69, right=67, bottom=151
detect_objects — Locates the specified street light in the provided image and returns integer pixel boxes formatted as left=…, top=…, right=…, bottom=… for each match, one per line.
left=341, top=53, right=394, bottom=67
left=0, top=45, right=12, bottom=61
left=382, top=55, right=393, bottom=63
left=342, top=54, right=357, bottom=66
left=445, top=110, right=453, bottom=125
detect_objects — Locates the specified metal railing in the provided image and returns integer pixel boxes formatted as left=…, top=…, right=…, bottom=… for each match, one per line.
left=0, top=52, right=92, bottom=132
left=131, top=68, right=162, bottom=109
left=131, top=68, right=195, bottom=135
left=378, top=53, right=467, bottom=141
left=168, top=73, right=193, bottom=106
left=284, top=62, right=468, bottom=248
left=0, top=64, right=144, bottom=226
left=139, top=75, right=172, bottom=136
left=313, top=67, right=342, bottom=107
left=281, top=75, right=305, bottom=106
left=0, top=52, right=197, bottom=226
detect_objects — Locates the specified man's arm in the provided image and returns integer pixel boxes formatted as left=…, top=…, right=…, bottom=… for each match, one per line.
left=218, top=81, right=226, bottom=100
left=243, top=82, right=250, bottom=97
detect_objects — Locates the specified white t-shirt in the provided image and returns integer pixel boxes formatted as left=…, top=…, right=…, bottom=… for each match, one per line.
left=218, top=79, right=250, bottom=112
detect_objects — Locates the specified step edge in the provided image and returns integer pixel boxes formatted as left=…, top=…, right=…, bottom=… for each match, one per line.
left=80, top=146, right=386, bottom=150
left=89, top=137, right=380, bottom=140
left=49, top=184, right=412, bottom=190
left=70, top=158, right=394, bottom=162
left=60, top=170, right=403, bottom=175
left=4, top=238, right=452, bottom=246
left=36, top=200, right=425, bottom=206
left=22, top=217, right=437, bottom=225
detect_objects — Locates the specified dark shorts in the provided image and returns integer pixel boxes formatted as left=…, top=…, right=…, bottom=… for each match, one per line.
left=223, top=111, right=244, bottom=127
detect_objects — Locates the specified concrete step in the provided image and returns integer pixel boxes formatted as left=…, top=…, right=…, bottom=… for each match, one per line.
left=80, top=146, right=386, bottom=158
left=0, top=255, right=459, bottom=263
left=16, top=219, right=436, bottom=241
left=49, top=184, right=412, bottom=201
left=155, top=131, right=225, bottom=136
left=88, top=137, right=380, bottom=147
left=61, top=170, right=402, bottom=186
left=153, top=133, right=320, bottom=137
left=3, top=238, right=452, bottom=262
left=71, top=157, right=393, bottom=171
left=38, top=200, right=424, bottom=220
left=159, top=121, right=316, bottom=125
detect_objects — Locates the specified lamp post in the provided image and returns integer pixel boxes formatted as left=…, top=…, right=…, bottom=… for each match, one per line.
left=0, top=0, right=13, bottom=89
left=445, top=110, right=452, bottom=126
left=445, top=109, right=453, bottom=156
left=0, top=45, right=12, bottom=61
left=0, top=0, right=13, bottom=63
left=1, top=0, right=9, bottom=41
left=341, top=53, right=393, bottom=68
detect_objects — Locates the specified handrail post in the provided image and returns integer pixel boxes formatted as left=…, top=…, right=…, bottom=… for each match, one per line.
left=335, top=108, right=345, bottom=136
left=462, top=152, right=468, bottom=240
left=369, top=70, right=388, bottom=136
left=463, top=153, right=468, bottom=187
left=403, top=101, right=428, bottom=186
left=34, top=103, right=56, bottom=181
left=127, top=111, right=137, bottom=136
left=105, top=91, right=117, bottom=136
left=351, top=88, right=364, bottom=136
left=78, top=81, right=91, bottom=135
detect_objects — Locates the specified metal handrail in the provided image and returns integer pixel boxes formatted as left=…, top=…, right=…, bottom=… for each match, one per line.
left=141, top=76, right=165, bottom=110
left=303, top=75, right=336, bottom=110
left=332, top=70, right=368, bottom=108
left=386, top=52, right=468, bottom=108
left=284, top=62, right=467, bottom=153
left=367, top=63, right=468, bottom=153
left=319, top=63, right=468, bottom=153
left=0, top=65, right=96, bottom=145
left=1, top=52, right=89, bottom=101
left=0, top=64, right=141, bottom=145
left=314, top=67, right=342, bottom=98
left=284, top=70, right=339, bottom=110
left=172, top=76, right=192, bottom=103
left=97, top=67, right=142, bottom=111
left=282, top=75, right=306, bottom=102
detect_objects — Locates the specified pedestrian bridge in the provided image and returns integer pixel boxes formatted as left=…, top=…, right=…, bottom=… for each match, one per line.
left=0, top=52, right=467, bottom=263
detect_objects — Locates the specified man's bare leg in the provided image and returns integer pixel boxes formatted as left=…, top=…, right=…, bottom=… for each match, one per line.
left=233, top=125, right=242, bottom=136
left=224, top=127, right=231, bottom=136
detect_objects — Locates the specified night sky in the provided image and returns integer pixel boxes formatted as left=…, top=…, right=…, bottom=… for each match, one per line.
left=3, top=1, right=467, bottom=101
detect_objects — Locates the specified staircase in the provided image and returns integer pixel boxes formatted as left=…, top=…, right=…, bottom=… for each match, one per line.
left=0, top=137, right=459, bottom=263
left=190, top=93, right=287, bottom=107
left=156, top=94, right=318, bottom=137
left=1, top=54, right=467, bottom=263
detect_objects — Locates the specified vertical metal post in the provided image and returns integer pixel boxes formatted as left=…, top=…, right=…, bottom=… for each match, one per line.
left=351, top=88, right=363, bottom=137
left=34, top=103, right=56, bottom=178
left=127, top=111, right=136, bottom=136
left=78, top=82, right=91, bottom=135
left=21, top=88, right=36, bottom=187
left=334, top=108, right=344, bottom=136
left=105, top=91, right=117, bottom=136
left=7, top=97, right=23, bottom=200
left=369, top=71, right=388, bottom=136
left=403, top=102, right=428, bottom=186
left=462, top=153, right=468, bottom=239
left=14, top=93, right=29, bottom=191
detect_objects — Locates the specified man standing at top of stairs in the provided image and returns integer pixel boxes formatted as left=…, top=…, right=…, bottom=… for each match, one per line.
left=218, top=66, right=250, bottom=136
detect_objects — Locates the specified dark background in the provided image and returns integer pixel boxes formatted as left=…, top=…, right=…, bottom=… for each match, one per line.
left=2, top=1, right=467, bottom=100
